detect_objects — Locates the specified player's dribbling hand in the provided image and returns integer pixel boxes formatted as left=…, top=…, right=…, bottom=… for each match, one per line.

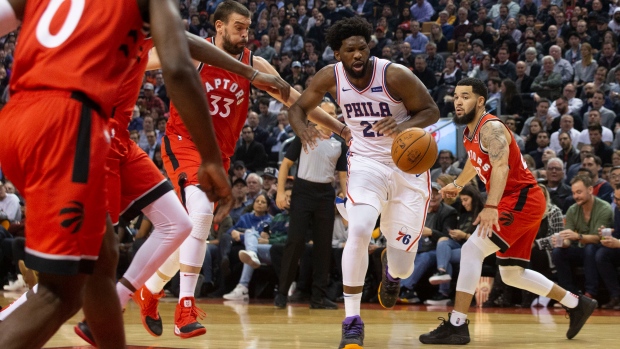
left=372, top=117, right=398, bottom=137
left=439, top=183, right=461, bottom=199
left=251, top=72, right=290, bottom=101
left=198, top=162, right=232, bottom=223
left=473, top=208, right=500, bottom=238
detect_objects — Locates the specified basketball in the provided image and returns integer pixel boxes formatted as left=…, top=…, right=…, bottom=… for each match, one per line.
left=391, top=128, right=438, bottom=174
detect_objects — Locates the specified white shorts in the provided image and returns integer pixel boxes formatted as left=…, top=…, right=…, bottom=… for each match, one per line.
left=346, top=154, right=431, bottom=252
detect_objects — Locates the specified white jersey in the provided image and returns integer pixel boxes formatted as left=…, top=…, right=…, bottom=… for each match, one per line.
left=335, top=57, right=409, bottom=163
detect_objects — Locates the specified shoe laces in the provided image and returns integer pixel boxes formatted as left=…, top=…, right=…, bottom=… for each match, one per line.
left=428, top=317, right=449, bottom=335
left=143, top=294, right=160, bottom=319
left=177, top=303, right=206, bottom=326
left=343, top=318, right=363, bottom=338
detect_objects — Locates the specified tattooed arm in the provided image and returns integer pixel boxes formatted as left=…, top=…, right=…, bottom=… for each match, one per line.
left=475, top=121, right=512, bottom=237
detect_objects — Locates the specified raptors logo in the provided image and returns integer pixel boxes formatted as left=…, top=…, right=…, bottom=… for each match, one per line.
left=499, top=212, right=514, bottom=226
left=59, top=201, right=85, bottom=234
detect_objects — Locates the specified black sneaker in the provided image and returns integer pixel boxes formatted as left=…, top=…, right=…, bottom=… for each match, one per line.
left=338, top=315, right=364, bottom=349
left=566, top=295, right=597, bottom=339
left=425, top=293, right=450, bottom=305
left=274, top=293, right=287, bottom=309
left=310, top=297, right=338, bottom=309
left=419, top=315, right=470, bottom=345
left=288, top=290, right=311, bottom=302
left=601, top=296, right=620, bottom=310
left=74, top=320, right=96, bottom=346
left=378, top=249, right=400, bottom=309
left=399, top=288, right=421, bottom=304
left=429, top=271, right=452, bottom=285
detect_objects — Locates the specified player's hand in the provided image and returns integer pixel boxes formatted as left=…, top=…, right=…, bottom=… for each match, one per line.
left=298, top=123, right=329, bottom=153
left=251, top=72, right=290, bottom=101
left=473, top=208, right=499, bottom=238
left=372, top=116, right=398, bottom=137
left=275, top=191, right=288, bottom=209
left=198, top=162, right=232, bottom=223
left=439, top=183, right=461, bottom=199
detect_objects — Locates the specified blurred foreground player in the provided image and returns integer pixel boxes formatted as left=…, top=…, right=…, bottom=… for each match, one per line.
left=419, top=78, right=597, bottom=345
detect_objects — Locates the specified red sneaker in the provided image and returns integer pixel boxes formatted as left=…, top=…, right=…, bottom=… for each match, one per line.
left=132, top=285, right=165, bottom=336
left=174, top=297, right=206, bottom=339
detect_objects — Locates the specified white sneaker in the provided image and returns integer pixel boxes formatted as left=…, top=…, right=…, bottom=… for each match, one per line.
left=239, top=250, right=261, bottom=269
left=223, top=284, right=249, bottom=301
left=3, top=275, right=27, bottom=292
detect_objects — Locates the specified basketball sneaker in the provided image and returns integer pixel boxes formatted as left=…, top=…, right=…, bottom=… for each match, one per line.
left=419, top=314, right=470, bottom=344
left=174, top=296, right=206, bottom=338
left=132, top=285, right=165, bottom=336
left=74, top=320, right=96, bottom=347
left=378, top=249, right=400, bottom=309
left=338, top=315, right=364, bottom=349
left=565, top=295, right=598, bottom=339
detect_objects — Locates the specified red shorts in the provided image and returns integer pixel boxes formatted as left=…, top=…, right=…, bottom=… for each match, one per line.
left=106, top=136, right=172, bottom=225
left=161, top=134, right=229, bottom=202
left=490, top=185, right=546, bottom=267
left=0, top=91, right=110, bottom=275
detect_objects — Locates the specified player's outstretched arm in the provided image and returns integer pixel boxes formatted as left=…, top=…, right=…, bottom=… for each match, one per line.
left=374, top=64, right=440, bottom=136
left=0, top=0, right=24, bottom=36
left=474, top=121, right=511, bottom=237
left=253, top=58, right=346, bottom=139
left=149, top=0, right=231, bottom=212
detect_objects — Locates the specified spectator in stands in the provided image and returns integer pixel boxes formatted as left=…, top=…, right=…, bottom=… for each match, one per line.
left=504, top=116, right=525, bottom=151
left=515, top=61, right=534, bottom=94
left=137, top=115, right=156, bottom=150
left=143, top=82, right=166, bottom=114
left=520, top=0, right=538, bottom=18
left=322, top=0, right=353, bottom=28
left=232, top=126, right=267, bottom=173
left=531, top=56, right=563, bottom=101
left=370, top=26, right=392, bottom=58
left=410, top=0, right=435, bottom=23
left=129, top=130, right=139, bottom=144
left=549, top=45, right=574, bottom=85
left=0, top=180, right=21, bottom=223
left=453, top=7, right=472, bottom=41
left=261, top=167, right=278, bottom=202
left=395, top=42, right=415, bottom=69
left=506, top=17, right=521, bottom=43
left=223, top=193, right=273, bottom=301
left=429, top=23, right=448, bottom=53
left=490, top=0, right=520, bottom=21
left=425, top=42, right=445, bottom=75
left=141, top=130, right=160, bottom=161
left=427, top=184, right=482, bottom=289
left=414, top=55, right=437, bottom=91
left=495, top=47, right=517, bottom=80
left=578, top=110, right=614, bottom=148
left=156, top=117, right=166, bottom=145
left=553, top=174, right=612, bottom=299
left=229, top=178, right=250, bottom=224
left=438, top=11, right=455, bottom=41
left=468, top=52, right=493, bottom=82
left=431, top=150, right=462, bottom=182
left=399, top=182, right=457, bottom=305
left=500, top=79, right=523, bottom=118
left=586, top=124, right=614, bottom=166
left=524, top=118, right=545, bottom=154
left=306, top=12, right=327, bottom=49
left=281, top=24, right=304, bottom=59
left=257, top=97, right=278, bottom=130
left=573, top=43, right=597, bottom=92
left=550, top=114, right=581, bottom=153
left=246, top=111, right=269, bottom=147
left=524, top=47, right=541, bottom=77
left=579, top=155, right=613, bottom=203
left=285, top=61, right=306, bottom=87
left=127, top=105, right=143, bottom=132
left=546, top=157, right=574, bottom=213
left=565, top=33, right=582, bottom=65
left=529, top=131, right=551, bottom=169
left=595, top=187, right=620, bottom=309
left=469, top=21, right=494, bottom=49
left=153, top=72, right=168, bottom=108
left=597, top=42, right=620, bottom=70
left=255, top=34, right=277, bottom=62
left=548, top=84, right=584, bottom=119
left=405, top=20, right=429, bottom=55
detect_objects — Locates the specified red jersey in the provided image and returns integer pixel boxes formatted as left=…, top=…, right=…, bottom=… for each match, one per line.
left=463, top=113, right=537, bottom=195
left=110, top=38, right=154, bottom=141
left=167, top=37, right=252, bottom=161
left=9, top=0, right=147, bottom=117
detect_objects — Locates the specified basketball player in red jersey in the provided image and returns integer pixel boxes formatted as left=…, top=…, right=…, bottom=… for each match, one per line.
left=134, top=0, right=348, bottom=339
left=420, top=78, right=598, bottom=345
left=0, top=0, right=232, bottom=348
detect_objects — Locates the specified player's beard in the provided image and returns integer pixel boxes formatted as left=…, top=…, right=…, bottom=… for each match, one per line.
left=453, top=106, right=477, bottom=125
left=222, top=31, right=247, bottom=55
left=343, top=60, right=369, bottom=79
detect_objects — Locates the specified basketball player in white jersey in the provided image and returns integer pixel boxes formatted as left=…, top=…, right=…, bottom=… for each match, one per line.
left=288, top=17, right=440, bottom=349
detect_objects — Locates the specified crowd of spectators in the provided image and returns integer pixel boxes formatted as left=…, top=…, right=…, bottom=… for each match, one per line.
left=2, top=0, right=620, bottom=308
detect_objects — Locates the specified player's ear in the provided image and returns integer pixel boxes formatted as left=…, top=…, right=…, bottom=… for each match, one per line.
left=334, top=50, right=341, bottom=62
left=478, top=96, right=485, bottom=108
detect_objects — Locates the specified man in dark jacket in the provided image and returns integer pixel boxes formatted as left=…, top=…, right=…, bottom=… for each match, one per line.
left=232, top=125, right=267, bottom=173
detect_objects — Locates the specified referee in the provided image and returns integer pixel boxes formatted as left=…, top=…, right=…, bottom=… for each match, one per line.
left=274, top=101, right=348, bottom=309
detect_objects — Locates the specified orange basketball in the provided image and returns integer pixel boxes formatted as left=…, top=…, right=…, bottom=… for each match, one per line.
left=391, top=128, right=438, bottom=174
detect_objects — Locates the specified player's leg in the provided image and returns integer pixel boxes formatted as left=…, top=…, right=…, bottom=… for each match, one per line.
left=82, top=216, right=126, bottom=349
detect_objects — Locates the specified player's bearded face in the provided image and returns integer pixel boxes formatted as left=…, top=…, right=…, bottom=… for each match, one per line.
left=343, top=59, right=369, bottom=79
left=453, top=103, right=477, bottom=125
left=222, top=28, right=247, bottom=55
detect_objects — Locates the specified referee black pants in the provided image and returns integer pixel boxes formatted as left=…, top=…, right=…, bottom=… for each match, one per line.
left=278, top=177, right=335, bottom=301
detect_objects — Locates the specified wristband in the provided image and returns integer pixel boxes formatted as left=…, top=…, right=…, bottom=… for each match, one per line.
left=249, top=69, right=259, bottom=82
left=484, top=204, right=498, bottom=209
left=339, top=125, right=348, bottom=138
left=453, top=180, right=464, bottom=189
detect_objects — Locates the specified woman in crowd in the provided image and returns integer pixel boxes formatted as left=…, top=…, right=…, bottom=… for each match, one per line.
left=524, top=119, right=543, bottom=154
left=573, top=43, right=597, bottom=91
left=500, top=79, right=524, bottom=118
left=430, top=23, right=448, bottom=53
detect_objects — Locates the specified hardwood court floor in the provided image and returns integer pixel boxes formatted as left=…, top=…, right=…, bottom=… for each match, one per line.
left=2, top=293, right=619, bottom=348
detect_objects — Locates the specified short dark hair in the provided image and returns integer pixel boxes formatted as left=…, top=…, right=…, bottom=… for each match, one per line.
left=558, top=130, right=572, bottom=139
left=242, top=125, right=253, bottom=132
left=588, top=122, right=603, bottom=134
left=438, top=150, right=455, bottom=160
left=571, top=173, right=593, bottom=187
left=584, top=154, right=602, bottom=166
left=457, top=78, right=488, bottom=103
left=214, top=0, right=251, bottom=23
left=326, top=16, right=372, bottom=51
left=537, top=98, right=550, bottom=106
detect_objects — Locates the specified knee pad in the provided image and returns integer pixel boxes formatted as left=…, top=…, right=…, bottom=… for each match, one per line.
left=499, top=266, right=525, bottom=286
left=189, top=212, right=214, bottom=240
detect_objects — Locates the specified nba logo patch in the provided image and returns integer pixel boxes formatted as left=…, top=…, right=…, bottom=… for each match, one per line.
left=371, top=86, right=383, bottom=93
left=473, top=134, right=479, bottom=144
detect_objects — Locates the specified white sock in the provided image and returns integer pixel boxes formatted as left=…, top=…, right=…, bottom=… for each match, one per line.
left=145, top=273, right=169, bottom=294
left=560, top=291, right=579, bottom=309
left=179, top=272, right=199, bottom=301
left=0, top=284, right=37, bottom=321
left=450, top=310, right=468, bottom=326
left=343, top=292, right=362, bottom=318
left=116, top=283, right=134, bottom=308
